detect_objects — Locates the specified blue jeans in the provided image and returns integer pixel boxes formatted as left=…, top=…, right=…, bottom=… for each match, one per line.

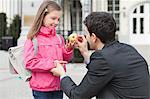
left=32, top=90, right=63, bottom=99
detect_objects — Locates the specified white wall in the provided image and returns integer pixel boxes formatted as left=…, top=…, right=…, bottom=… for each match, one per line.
left=92, top=0, right=107, bottom=12
left=22, top=0, right=42, bottom=16
left=119, top=0, right=150, bottom=45
left=22, top=0, right=43, bottom=28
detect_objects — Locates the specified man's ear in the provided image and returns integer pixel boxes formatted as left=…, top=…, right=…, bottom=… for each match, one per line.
left=91, top=33, right=97, bottom=42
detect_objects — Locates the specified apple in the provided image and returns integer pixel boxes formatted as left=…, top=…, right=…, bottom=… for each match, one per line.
left=68, top=33, right=77, bottom=43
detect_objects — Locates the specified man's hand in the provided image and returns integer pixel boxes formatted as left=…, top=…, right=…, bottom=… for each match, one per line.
left=50, top=60, right=67, bottom=76
left=75, top=35, right=89, bottom=57
left=75, top=35, right=91, bottom=64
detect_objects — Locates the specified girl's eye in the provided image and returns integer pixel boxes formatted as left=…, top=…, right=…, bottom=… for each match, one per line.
left=51, top=17, right=60, bottom=21
left=51, top=17, right=56, bottom=20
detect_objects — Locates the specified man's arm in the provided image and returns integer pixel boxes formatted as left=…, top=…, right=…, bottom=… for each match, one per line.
left=60, top=54, right=114, bottom=99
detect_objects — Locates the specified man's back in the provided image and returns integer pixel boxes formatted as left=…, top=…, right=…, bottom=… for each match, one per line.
left=98, top=41, right=149, bottom=99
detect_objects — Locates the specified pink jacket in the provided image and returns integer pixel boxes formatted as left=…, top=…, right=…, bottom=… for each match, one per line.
left=24, top=26, right=73, bottom=91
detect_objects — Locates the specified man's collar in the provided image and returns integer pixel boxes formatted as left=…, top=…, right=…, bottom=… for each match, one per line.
left=103, top=40, right=118, bottom=48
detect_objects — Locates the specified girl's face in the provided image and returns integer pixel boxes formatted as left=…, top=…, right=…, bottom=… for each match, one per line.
left=43, top=10, right=62, bottom=28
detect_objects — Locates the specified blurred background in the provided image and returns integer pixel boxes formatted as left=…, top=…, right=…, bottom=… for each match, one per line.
left=0, top=0, right=149, bottom=99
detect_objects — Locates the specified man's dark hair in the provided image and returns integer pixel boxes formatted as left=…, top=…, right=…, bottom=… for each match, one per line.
left=84, top=12, right=116, bottom=43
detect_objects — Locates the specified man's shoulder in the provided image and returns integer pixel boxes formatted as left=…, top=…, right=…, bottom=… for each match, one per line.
left=102, top=41, right=136, bottom=54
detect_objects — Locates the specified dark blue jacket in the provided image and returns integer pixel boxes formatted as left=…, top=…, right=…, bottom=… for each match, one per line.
left=61, top=41, right=149, bottom=99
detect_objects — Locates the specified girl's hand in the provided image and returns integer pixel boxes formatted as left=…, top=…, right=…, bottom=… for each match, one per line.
left=65, top=40, right=75, bottom=50
left=54, top=60, right=68, bottom=67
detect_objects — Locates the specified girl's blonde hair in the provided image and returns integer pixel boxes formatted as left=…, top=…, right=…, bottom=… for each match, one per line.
left=27, top=0, right=61, bottom=39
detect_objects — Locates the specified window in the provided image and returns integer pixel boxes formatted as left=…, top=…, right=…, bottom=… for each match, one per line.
left=129, top=3, right=150, bottom=45
left=140, top=5, right=144, bottom=13
left=133, top=18, right=137, bottom=34
left=107, top=0, right=120, bottom=31
left=131, top=4, right=149, bottom=34
left=133, top=8, right=137, bottom=13
left=140, top=18, right=144, bottom=34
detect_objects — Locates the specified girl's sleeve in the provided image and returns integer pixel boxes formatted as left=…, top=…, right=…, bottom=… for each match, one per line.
left=60, top=35, right=74, bottom=62
left=24, top=39, right=55, bottom=72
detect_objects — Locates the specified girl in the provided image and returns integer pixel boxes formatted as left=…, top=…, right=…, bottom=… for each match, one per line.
left=24, top=0, right=74, bottom=99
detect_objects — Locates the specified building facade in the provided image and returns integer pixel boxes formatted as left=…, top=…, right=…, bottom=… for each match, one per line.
left=1, top=0, right=149, bottom=45
left=56, top=0, right=150, bottom=45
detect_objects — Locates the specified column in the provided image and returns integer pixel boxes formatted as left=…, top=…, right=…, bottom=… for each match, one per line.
left=81, top=0, right=91, bottom=31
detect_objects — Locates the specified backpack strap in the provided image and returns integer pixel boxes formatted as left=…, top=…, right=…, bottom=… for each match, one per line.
left=56, top=34, right=62, bottom=45
left=32, top=38, right=38, bottom=55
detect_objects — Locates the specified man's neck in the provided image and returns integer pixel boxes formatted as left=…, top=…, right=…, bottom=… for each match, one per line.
left=95, top=42, right=105, bottom=50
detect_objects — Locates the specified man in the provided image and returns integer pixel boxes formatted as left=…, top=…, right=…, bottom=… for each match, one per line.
left=51, top=12, right=149, bottom=99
